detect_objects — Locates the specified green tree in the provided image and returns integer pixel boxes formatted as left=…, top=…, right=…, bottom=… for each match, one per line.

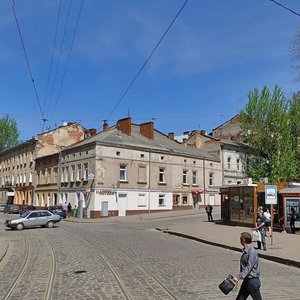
left=0, top=115, right=19, bottom=151
left=239, top=85, right=299, bottom=182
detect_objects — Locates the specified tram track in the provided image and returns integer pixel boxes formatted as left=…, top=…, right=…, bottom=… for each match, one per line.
left=0, top=231, right=56, bottom=300
left=61, top=227, right=179, bottom=300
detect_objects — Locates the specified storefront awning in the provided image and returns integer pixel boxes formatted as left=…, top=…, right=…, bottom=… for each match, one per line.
left=192, top=188, right=204, bottom=195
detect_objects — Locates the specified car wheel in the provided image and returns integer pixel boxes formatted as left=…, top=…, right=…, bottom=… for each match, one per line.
left=47, top=221, right=54, bottom=228
left=17, top=223, right=24, bottom=230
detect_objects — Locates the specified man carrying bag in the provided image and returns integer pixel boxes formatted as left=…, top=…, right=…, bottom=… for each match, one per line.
left=233, top=232, right=262, bottom=300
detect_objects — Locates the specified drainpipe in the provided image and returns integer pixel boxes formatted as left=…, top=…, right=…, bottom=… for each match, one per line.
left=148, top=149, right=151, bottom=213
left=203, top=158, right=206, bottom=207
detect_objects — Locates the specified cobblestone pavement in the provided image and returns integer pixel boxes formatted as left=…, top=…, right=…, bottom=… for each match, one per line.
left=0, top=213, right=300, bottom=299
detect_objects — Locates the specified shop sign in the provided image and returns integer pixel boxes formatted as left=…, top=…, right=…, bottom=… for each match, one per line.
left=96, top=190, right=114, bottom=195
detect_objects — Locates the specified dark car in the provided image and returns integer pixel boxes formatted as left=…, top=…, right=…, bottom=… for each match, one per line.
left=20, top=205, right=37, bottom=214
left=0, top=203, right=7, bottom=212
left=48, top=205, right=66, bottom=219
left=3, top=204, right=21, bottom=214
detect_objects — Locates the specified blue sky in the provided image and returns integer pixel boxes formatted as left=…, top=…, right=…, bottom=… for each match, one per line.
left=1, top=0, right=300, bottom=141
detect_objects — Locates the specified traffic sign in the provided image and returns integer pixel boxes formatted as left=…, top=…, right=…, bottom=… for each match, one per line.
left=265, top=185, right=277, bottom=204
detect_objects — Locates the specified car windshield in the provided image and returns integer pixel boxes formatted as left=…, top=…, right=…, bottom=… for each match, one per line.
left=20, top=211, right=31, bottom=218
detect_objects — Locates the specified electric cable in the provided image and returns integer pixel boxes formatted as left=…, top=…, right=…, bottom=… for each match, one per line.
left=47, top=0, right=73, bottom=118
left=52, top=0, right=84, bottom=119
left=43, top=0, right=63, bottom=116
left=106, top=0, right=189, bottom=121
left=268, top=0, right=300, bottom=17
left=11, top=1, right=45, bottom=126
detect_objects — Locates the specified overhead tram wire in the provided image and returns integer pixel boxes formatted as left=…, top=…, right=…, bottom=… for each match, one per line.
left=11, top=1, right=46, bottom=130
left=268, top=0, right=300, bottom=17
left=52, top=0, right=84, bottom=120
left=106, top=0, right=189, bottom=121
left=46, top=0, right=73, bottom=119
left=43, top=0, right=63, bottom=116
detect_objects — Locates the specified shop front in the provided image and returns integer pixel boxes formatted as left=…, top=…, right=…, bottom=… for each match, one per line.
left=220, top=182, right=288, bottom=228
left=279, top=187, right=300, bottom=232
left=220, top=185, right=257, bottom=226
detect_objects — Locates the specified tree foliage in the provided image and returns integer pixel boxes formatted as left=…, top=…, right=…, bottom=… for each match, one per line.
left=0, top=115, right=19, bottom=152
left=239, top=85, right=299, bottom=182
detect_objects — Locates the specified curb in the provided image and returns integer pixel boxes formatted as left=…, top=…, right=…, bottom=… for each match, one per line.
left=156, top=228, right=300, bottom=269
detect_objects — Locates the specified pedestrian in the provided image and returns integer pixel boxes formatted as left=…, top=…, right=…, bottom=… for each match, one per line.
left=205, top=204, right=213, bottom=222
left=290, top=207, right=297, bottom=234
left=234, top=232, right=262, bottom=300
left=73, top=205, right=78, bottom=217
left=256, top=212, right=267, bottom=251
left=63, top=201, right=68, bottom=218
left=263, top=208, right=272, bottom=237
left=257, top=206, right=263, bottom=215
left=67, top=202, right=72, bottom=217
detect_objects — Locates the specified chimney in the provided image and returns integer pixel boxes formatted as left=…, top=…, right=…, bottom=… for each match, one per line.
left=117, top=117, right=132, bottom=136
left=200, top=129, right=206, bottom=136
left=168, top=132, right=174, bottom=140
left=103, top=121, right=109, bottom=131
left=140, top=122, right=154, bottom=139
left=88, top=128, right=96, bottom=136
left=182, top=138, right=187, bottom=147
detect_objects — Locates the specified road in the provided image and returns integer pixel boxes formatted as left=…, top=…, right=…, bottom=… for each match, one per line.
left=0, top=212, right=299, bottom=300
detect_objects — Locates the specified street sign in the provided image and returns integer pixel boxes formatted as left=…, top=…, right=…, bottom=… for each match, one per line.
left=265, top=185, right=277, bottom=204
left=88, top=173, right=95, bottom=180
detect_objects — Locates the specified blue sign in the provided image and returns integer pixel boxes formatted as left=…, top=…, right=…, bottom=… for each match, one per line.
left=265, top=185, right=277, bottom=205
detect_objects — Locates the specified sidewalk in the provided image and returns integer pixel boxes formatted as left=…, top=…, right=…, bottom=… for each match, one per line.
left=156, top=217, right=300, bottom=268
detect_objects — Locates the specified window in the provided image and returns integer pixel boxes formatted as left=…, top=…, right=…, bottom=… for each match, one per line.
left=65, top=166, right=69, bottom=182
left=116, top=151, right=120, bottom=156
left=71, top=166, right=75, bottom=181
left=61, top=167, right=65, bottom=183
left=45, top=168, right=49, bottom=184
left=182, top=195, right=188, bottom=204
left=159, top=168, right=165, bottom=183
left=236, top=158, right=240, bottom=171
left=138, top=194, right=146, bottom=206
left=182, top=170, right=188, bottom=184
left=159, top=194, right=165, bottom=206
left=227, top=157, right=231, bottom=169
left=160, top=156, right=164, bottom=160
left=53, top=168, right=58, bottom=183
left=77, top=164, right=81, bottom=181
left=120, top=165, right=127, bottom=181
left=138, top=165, right=147, bottom=183
left=209, top=173, right=214, bottom=186
left=83, top=163, right=88, bottom=180
left=192, top=171, right=197, bottom=185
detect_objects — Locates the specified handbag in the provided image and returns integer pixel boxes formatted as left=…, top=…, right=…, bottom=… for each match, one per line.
left=251, top=229, right=261, bottom=242
left=219, top=274, right=236, bottom=295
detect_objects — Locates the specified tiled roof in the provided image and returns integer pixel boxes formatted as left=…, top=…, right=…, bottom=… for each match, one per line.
left=66, top=124, right=220, bottom=161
